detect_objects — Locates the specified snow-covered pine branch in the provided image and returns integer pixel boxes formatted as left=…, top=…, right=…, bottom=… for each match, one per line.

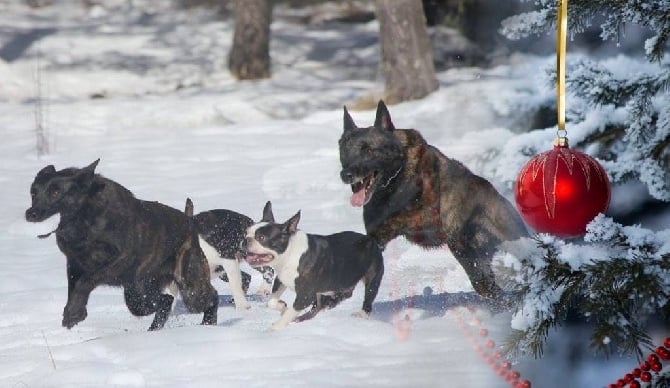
left=500, top=0, right=669, bottom=62
left=495, top=215, right=670, bottom=360
left=496, top=0, right=670, bottom=202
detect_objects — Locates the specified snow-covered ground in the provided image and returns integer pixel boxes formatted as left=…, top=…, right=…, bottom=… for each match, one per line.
left=0, top=2, right=666, bottom=387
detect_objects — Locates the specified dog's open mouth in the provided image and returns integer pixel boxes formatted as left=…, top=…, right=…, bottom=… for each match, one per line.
left=350, top=172, right=377, bottom=207
left=245, top=253, right=274, bottom=267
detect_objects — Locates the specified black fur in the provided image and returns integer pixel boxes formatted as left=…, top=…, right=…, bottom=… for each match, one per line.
left=339, top=101, right=529, bottom=301
left=184, top=198, right=275, bottom=297
left=244, top=201, right=384, bottom=327
left=25, top=160, right=218, bottom=330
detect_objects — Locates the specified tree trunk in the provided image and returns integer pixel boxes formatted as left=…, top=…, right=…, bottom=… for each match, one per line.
left=375, top=0, right=438, bottom=104
left=228, top=0, right=271, bottom=80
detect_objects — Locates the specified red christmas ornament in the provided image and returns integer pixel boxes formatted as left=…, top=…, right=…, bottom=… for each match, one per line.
left=640, top=371, right=652, bottom=382
left=515, top=138, right=611, bottom=237
left=629, top=381, right=640, bottom=388
left=664, top=337, right=670, bottom=348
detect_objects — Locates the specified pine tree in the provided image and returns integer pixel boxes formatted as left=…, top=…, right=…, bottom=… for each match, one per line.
left=500, top=0, right=669, bottom=201
left=492, top=1, right=670, bottom=385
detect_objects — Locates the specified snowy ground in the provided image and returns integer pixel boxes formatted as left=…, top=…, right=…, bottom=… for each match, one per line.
left=0, top=2, right=666, bottom=387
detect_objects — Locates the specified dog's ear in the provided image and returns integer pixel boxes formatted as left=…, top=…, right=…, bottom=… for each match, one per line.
left=75, top=158, right=99, bottom=188
left=374, top=100, right=395, bottom=131
left=284, top=211, right=301, bottom=234
left=343, top=106, right=358, bottom=131
left=261, top=201, right=275, bottom=223
left=185, top=198, right=194, bottom=217
left=36, top=164, right=56, bottom=179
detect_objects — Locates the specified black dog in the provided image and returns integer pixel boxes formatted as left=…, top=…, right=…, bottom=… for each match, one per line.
left=184, top=198, right=275, bottom=310
left=338, top=101, right=528, bottom=301
left=243, top=202, right=384, bottom=329
left=25, top=160, right=218, bottom=330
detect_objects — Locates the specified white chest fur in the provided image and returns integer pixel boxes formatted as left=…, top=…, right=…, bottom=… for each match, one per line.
left=273, top=231, right=308, bottom=290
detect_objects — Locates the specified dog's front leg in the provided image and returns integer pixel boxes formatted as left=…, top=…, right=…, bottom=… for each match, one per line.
left=267, top=277, right=287, bottom=313
left=218, top=257, right=250, bottom=311
left=62, top=275, right=95, bottom=329
left=271, top=306, right=300, bottom=330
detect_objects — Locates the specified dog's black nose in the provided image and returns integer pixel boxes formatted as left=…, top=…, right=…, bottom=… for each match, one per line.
left=340, top=170, right=355, bottom=183
left=25, top=208, right=38, bottom=222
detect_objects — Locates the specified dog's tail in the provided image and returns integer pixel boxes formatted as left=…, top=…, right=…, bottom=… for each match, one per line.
left=184, top=198, right=194, bottom=217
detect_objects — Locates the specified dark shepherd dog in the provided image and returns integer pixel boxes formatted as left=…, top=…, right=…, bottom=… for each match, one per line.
left=25, top=160, right=218, bottom=331
left=338, top=101, right=528, bottom=302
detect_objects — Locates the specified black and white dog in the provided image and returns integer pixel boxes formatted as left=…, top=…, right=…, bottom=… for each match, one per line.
left=243, top=201, right=384, bottom=329
left=184, top=199, right=275, bottom=311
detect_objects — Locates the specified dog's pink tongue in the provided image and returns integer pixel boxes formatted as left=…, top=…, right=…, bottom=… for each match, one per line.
left=350, top=188, right=366, bottom=207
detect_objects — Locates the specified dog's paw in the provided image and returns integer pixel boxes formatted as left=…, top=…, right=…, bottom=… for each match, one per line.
left=267, top=299, right=287, bottom=312
left=351, top=310, right=369, bottom=319
left=270, top=320, right=288, bottom=330
left=235, top=301, right=251, bottom=312
left=255, top=285, right=272, bottom=296
left=62, top=305, right=87, bottom=329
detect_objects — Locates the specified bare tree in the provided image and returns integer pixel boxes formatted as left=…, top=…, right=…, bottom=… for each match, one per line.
left=375, top=0, right=438, bottom=104
left=228, top=0, right=272, bottom=80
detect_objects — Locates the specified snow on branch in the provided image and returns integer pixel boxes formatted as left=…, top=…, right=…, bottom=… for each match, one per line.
left=500, top=0, right=670, bottom=61
left=495, top=215, right=670, bottom=360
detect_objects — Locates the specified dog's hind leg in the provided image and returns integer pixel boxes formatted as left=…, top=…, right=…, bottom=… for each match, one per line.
left=359, top=258, right=384, bottom=317
left=124, top=284, right=174, bottom=331
left=457, top=253, right=504, bottom=301
left=199, top=289, right=218, bottom=326
left=149, top=294, right=175, bottom=331
left=295, top=299, right=322, bottom=322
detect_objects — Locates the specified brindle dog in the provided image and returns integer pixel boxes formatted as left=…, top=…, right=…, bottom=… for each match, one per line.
left=338, top=101, right=528, bottom=301
left=25, top=160, right=218, bottom=330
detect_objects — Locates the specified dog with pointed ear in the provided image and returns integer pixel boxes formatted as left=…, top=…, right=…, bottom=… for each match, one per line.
left=337, top=100, right=529, bottom=304
left=26, top=159, right=100, bottom=222
left=25, top=159, right=219, bottom=331
left=243, top=200, right=384, bottom=329
left=339, top=101, right=407, bottom=208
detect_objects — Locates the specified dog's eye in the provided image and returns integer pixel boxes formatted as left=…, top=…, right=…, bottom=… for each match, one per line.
left=48, top=185, right=61, bottom=198
left=257, top=235, right=265, bottom=242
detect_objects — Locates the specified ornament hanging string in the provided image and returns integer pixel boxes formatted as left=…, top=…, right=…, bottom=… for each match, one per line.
left=556, top=0, right=568, bottom=144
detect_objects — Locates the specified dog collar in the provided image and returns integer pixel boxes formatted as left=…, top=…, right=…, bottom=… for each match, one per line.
left=38, top=228, right=58, bottom=239
left=381, top=166, right=403, bottom=188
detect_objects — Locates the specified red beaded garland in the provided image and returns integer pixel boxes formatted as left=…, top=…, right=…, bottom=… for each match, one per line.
left=631, top=368, right=642, bottom=378
left=640, top=371, right=652, bottom=383
left=649, top=362, right=662, bottom=373
left=664, top=337, right=670, bottom=349
left=640, top=361, right=651, bottom=371
left=452, top=309, right=531, bottom=388
left=515, top=379, right=531, bottom=388
left=655, top=346, right=670, bottom=360
left=628, top=380, right=640, bottom=388
left=514, top=139, right=611, bottom=237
